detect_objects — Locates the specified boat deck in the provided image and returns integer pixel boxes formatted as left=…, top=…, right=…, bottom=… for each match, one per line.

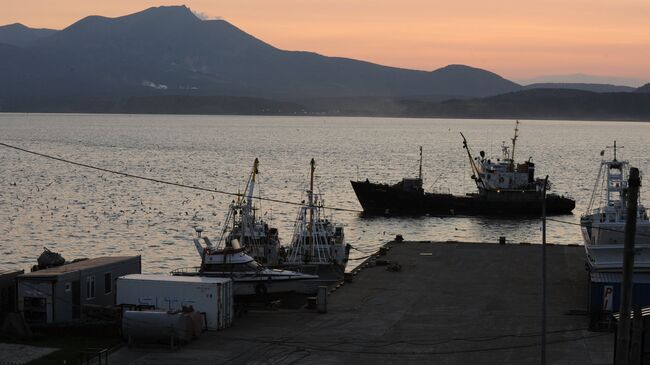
left=110, top=241, right=612, bottom=365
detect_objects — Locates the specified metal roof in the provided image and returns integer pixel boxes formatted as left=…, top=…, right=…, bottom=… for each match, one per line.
left=590, top=271, right=650, bottom=284
left=18, top=256, right=140, bottom=279
left=118, top=274, right=231, bottom=284
left=0, top=269, right=24, bottom=277
left=612, top=307, right=650, bottom=320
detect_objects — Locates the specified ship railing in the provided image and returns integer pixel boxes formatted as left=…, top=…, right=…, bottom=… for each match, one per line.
left=170, top=267, right=201, bottom=275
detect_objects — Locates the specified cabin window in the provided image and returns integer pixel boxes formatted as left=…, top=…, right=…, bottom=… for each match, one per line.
left=65, top=282, right=71, bottom=292
left=86, top=276, right=95, bottom=299
left=104, top=272, right=112, bottom=294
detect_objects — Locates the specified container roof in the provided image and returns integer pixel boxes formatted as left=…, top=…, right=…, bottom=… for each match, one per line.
left=0, top=269, right=24, bottom=277
left=590, top=271, right=650, bottom=284
left=19, top=256, right=140, bottom=279
left=119, top=274, right=231, bottom=284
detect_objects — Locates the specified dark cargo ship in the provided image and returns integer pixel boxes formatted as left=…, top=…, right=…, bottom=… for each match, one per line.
left=351, top=122, right=575, bottom=216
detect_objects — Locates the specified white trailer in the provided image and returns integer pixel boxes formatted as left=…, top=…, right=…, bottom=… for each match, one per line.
left=116, top=274, right=233, bottom=330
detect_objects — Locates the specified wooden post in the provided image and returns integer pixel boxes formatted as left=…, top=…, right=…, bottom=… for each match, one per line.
left=541, top=175, right=548, bottom=365
left=615, top=167, right=640, bottom=365
left=317, top=286, right=328, bottom=313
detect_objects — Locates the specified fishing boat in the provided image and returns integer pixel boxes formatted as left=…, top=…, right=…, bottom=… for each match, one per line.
left=172, top=228, right=319, bottom=300
left=219, top=158, right=281, bottom=266
left=581, top=142, right=650, bottom=272
left=282, top=159, right=351, bottom=282
left=350, top=121, right=575, bottom=216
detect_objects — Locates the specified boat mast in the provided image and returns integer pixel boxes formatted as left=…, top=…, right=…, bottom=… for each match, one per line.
left=461, top=133, right=486, bottom=190
left=241, top=158, right=259, bottom=246
left=419, top=146, right=423, bottom=181
left=607, top=140, right=622, bottom=162
left=308, top=158, right=315, bottom=263
left=510, top=120, right=519, bottom=163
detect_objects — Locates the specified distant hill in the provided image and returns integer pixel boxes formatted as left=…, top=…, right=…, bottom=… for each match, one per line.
left=0, top=23, right=56, bottom=46
left=0, top=5, right=521, bottom=106
left=524, top=83, right=635, bottom=93
left=399, top=89, right=650, bottom=120
left=637, top=83, right=650, bottom=93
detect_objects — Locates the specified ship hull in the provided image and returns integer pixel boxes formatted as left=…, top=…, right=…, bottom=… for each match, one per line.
left=351, top=180, right=575, bottom=216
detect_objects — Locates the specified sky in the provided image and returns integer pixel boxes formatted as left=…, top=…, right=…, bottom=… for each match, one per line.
left=2, top=0, right=649, bottom=86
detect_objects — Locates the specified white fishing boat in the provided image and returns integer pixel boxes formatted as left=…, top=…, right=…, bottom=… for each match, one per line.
left=220, top=158, right=281, bottom=266
left=581, top=142, right=650, bottom=271
left=172, top=229, right=319, bottom=299
left=283, top=159, right=350, bottom=281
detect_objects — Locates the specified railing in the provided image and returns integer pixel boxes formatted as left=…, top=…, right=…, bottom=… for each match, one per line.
left=170, top=267, right=201, bottom=275
left=78, top=348, right=108, bottom=365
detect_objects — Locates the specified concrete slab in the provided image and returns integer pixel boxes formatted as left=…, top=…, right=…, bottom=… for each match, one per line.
left=111, top=241, right=614, bottom=364
left=0, top=342, right=58, bottom=364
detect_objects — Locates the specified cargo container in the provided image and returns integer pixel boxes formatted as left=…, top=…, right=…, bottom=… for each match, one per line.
left=116, top=274, right=233, bottom=330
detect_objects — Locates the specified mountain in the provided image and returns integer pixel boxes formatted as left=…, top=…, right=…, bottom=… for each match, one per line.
left=519, top=74, right=646, bottom=88
left=636, top=83, right=650, bottom=93
left=0, top=23, right=57, bottom=46
left=524, top=83, right=635, bottom=93
left=0, top=5, right=521, bottom=105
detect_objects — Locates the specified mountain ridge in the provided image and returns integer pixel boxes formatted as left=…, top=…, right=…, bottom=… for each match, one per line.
left=0, top=5, right=521, bottom=100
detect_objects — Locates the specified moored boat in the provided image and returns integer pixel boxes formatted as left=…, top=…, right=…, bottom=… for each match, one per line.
left=282, top=159, right=351, bottom=282
left=219, top=158, right=281, bottom=266
left=172, top=229, right=319, bottom=300
left=351, top=121, right=575, bottom=216
left=581, top=142, right=650, bottom=272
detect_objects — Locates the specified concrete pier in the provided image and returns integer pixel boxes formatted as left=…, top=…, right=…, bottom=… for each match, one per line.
left=111, top=241, right=613, bottom=364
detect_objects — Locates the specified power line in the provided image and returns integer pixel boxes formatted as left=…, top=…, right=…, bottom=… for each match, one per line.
left=4, top=141, right=648, bottom=238
left=0, top=141, right=363, bottom=213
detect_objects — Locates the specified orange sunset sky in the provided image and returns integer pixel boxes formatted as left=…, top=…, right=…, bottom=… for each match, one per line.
left=2, top=0, right=649, bottom=85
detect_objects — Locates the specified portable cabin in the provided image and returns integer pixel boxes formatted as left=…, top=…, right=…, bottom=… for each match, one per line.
left=0, top=269, right=24, bottom=325
left=16, top=256, right=141, bottom=324
left=117, top=274, right=234, bottom=330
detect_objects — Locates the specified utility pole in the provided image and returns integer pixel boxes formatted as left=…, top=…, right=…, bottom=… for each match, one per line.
left=541, top=175, right=548, bottom=365
left=615, top=167, right=640, bottom=365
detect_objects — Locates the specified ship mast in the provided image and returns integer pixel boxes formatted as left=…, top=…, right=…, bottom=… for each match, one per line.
left=510, top=120, right=519, bottom=162
left=241, top=158, right=259, bottom=246
left=307, top=158, right=315, bottom=263
left=607, top=140, right=622, bottom=162
left=419, top=146, right=423, bottom=181
left=461, top=133, right=487, bottom=190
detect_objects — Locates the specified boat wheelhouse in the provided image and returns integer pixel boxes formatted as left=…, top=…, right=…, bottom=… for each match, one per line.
left=581, top=142, right=650, bottom=272
left=218, top=158, right=281, bottom=266
left=284, top=159, right=350, bottom=278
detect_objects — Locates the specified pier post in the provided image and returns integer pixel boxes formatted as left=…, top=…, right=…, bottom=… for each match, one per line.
left=615, top=167, right=640, bottom=365
left=541, top=175, right=548, bottom=365
left=317, top=286, right=328, bottom=313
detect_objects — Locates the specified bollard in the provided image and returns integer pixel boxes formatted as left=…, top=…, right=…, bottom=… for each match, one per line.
left=317, top=286, right=328, bottom=313
left=499, top=236, right=506, bottom=245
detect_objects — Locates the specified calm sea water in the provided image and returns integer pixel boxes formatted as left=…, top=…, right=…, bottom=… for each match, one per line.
left=1, top=114, right=649, bottom=273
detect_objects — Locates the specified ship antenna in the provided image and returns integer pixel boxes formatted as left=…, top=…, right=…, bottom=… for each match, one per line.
left=419, top=146, right=423, bottom=181
left=511, top=120, right=519, bottom=162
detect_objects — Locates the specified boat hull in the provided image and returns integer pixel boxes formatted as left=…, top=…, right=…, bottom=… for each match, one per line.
left=172, top=270, right=320, bottom=302
left=582, top=215, right=650, bottom=271
left=351, top=180, right=575, bottom=216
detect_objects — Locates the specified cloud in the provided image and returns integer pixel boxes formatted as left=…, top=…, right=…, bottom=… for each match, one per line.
left=141, top=80, right=168, bottom=90
left=191, top=10, right=222, bottom=21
